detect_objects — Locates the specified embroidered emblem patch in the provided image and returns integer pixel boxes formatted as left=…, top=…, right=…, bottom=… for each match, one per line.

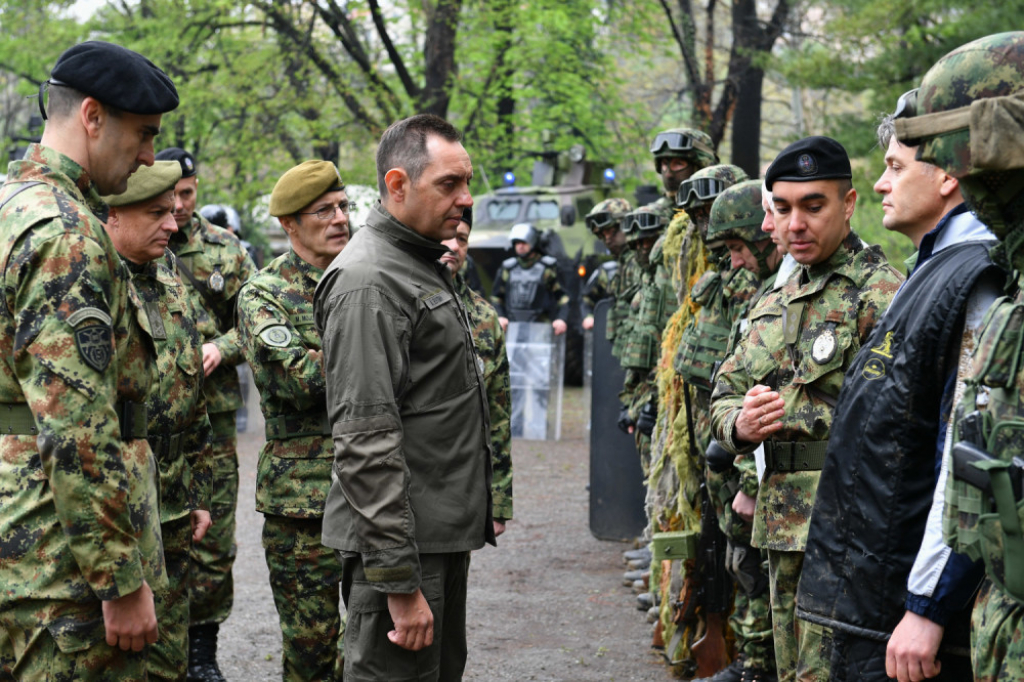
left=75, top=325, right=113, bottom=372
left=862, top=357, right=886, bottom=380
left=260, top=325, right=292, bottom=348
left=208, top=266, right=225, bottom=293
left=870, top=330, right=895, bottom=358
left=811, top=328, right=837, bottom=364
left=798, top=153, right=818, bottom=176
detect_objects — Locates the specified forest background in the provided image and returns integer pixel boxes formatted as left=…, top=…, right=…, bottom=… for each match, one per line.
left=2, top=0, right=1022, bottom=264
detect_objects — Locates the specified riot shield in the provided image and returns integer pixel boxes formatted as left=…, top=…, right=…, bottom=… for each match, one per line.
left=589, top=298, right=646, bottom=541
left=507, top=322, right=565, bottom=440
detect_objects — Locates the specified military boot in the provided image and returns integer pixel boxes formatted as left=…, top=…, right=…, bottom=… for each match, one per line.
left=187, top=623, right=227, bottom=682
left=622, top=546, right=652, bottom=564
left=693, top=657, right=744, bottom=682
left=740, top=667, right=778, bottom=682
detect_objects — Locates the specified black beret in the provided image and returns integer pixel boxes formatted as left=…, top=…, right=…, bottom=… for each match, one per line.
left=462, top=205, right=473, bottom=228
left=155, top=147, right=197, bottom=178
left=49, top=41, right=178, bottom=115
left=764, top=136, right=851, bottom=190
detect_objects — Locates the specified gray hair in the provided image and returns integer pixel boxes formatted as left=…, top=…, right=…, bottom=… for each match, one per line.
left=876, top=113, right=897, bottom=149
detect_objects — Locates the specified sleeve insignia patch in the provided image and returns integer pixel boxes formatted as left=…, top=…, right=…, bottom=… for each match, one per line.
left=74, top=324, right=113, bottom=372
left=260, top=325, right=293, bottom=348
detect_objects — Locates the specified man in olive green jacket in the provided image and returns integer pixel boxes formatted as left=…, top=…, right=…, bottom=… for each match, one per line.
left=315, top=114, right=494, bottom=681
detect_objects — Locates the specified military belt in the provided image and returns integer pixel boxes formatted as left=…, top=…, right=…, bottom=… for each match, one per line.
left=763, top=440, right=829, bottom=472
left=0, top=403, right=37, bottom=435
left=265, top=412, right=332, bottom=440
left=147, top=425, right=198, bottom=461
left=0, top=401, right=146, bottom=440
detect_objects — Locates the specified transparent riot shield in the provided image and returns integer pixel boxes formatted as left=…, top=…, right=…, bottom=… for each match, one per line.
left=507, top=321, right=565, bottom=440
left=589, top=299, right=646, bottom=541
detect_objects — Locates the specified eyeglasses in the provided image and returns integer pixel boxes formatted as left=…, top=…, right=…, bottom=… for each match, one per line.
left=298, top=202, right=350, bottom=220
left=676, top=177, right=727, bottom=208
left=623, top=211, right=664, bottom=233
left=650, top=131, right=698, bottom=154
left=585, top=212, right=620, bottom=231
left=893, top=88, right=918, bottom=120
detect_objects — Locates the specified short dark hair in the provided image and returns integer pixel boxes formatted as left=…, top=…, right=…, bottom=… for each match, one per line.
left=876, top=113, right=897, bottom=149
left=376, top=114, right=462, bottom=198
left=46, top=83, right=123, bottom=121
left=837, top=177, right=854, bottom=200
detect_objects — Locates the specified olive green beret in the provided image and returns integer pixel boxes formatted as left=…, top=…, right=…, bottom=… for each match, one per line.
left=102, top=161, right=182, bottom=207
left=269, top=160, right=345, bottom=217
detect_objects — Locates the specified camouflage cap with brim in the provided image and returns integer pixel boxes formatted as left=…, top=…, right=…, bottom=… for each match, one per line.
left=102, top=161, right=182, bottom=207
left=270, top=160, right=345, bottom=217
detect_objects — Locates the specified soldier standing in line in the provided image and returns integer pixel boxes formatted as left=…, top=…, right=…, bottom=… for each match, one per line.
left=102, top=161, right=215, bottom=681
left=440, top=206, right=513, bottom=533
left=490, top=222, right=569, bottom=335
left=581, top=198, right=632, bottom=332
left=709, top=137, right=904, bottom=682
left=691, top=180, right=783, bottom=682
left=0, top=41, right=177, bottom=679
left=154, top=147, right=258, bottom=682
left=648, top=128, right=720, bottom=217
left=896, top=31, right=1024, bottom=682
left=236, top=161, right=350, bottom=681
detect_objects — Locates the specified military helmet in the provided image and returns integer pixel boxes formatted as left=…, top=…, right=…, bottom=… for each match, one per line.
left=707, top=179, right=776, bottom=278
left=650, top=128, right=719, bottom=173
left=585, top=198, right=632, bottom=234
left=200, top=204, right=242, bottom=234
left=676, top=164, right=749, bottom=210
left=509, top=222, right=540, bottom=249
left=894, top=32, right=1024, bottom=241
left=623, top=205, right=669, bottom=244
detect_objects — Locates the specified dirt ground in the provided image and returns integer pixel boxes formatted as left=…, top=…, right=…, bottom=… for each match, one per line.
left=218, top=378, right=676, bottom=681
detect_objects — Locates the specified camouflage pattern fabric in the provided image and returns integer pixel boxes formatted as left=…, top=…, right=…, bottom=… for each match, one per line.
left=970, top=578, right=1024, bottom=682
left=237, top=249, right=345, bottom=676
left=0, top=144, right=164, bottom=674
left=455, top=273, right=513, bottom=521
left=149, top=516, right=193, bottom=681
left=172, top=212, right=256, bottom=628
left=263, top=516, right=344, bottom=681
left=710, top=232, right=901, bottom=681
left=770, top=550, right=834, bottom=682
left=610, top=250, right=642, bottom=359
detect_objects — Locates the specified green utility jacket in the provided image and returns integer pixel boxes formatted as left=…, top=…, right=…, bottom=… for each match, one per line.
left=315, top=204, right=495, bottom=594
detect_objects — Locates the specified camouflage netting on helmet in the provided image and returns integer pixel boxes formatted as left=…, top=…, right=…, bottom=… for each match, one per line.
left=643, top=205, right=712, bottom=669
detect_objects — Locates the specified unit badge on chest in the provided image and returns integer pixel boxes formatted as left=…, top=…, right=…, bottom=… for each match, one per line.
left=811, top=328, right=837, bottom=364
left=208, top=266, right=225, bottom=293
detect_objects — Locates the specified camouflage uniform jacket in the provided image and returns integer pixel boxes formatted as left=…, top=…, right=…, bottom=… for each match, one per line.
left=455, top=273, right=513, bottom=521
left=622, top=255, right=679, bottom=414
left=609, top=250, right=641, bottom=359
left=581, top=259, right=615, bottom=321
left=0, top=143, right=165, bottom=606
left=237, top=249, right=332, bottom=518
left=132, top=252, right=213, bottom=523
left=490, top=251, right=570, bottom=322
left=169, top=213, right=257, bottom=414
left=710, top=232, right=902, bottom=551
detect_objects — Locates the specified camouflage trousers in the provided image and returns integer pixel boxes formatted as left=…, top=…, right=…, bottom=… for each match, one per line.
left=263, top=515, right=344, bottom=682
left=0, top=599, right=147, bottom=681
left=150, top=516, right=192, bottom=681
left=190, top=411, right=238, bottom=626
left=766, top=549, right=831, bottom=682
left=972, top=578, right=1024, bottom=682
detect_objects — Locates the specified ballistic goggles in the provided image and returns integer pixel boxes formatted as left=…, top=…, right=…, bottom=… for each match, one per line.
left=650, top=131, right=715, bottom=157
left=676, top=177, right=727, bottom=209
left=585, top=211, right=621, bottom=232
left=622, top=210, right=665, bottom=235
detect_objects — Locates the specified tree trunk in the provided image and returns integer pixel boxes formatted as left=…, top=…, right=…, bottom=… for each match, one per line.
left=421, top=0, right=463, bottom=118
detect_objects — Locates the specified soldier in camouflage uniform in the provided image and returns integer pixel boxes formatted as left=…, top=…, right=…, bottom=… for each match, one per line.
left=893, top=31, right=1024, bottom=682
left=441, top=206, right=513, bottom=529
left=710, top=137, right=903, bottom=682
left=155, top=147, right=258, bottom=681
left=237, top=161, right=350, bottom=681
left=581, top=199, right=631, bottom=331
left=618, top=205, right=677, bottom=472
left=691, top=180, right=782, bottom=682
left=0, top=42, right=177, bottom=680
left=103, top=161, right=215, bottom=682
left=649, top=128, right=720, bottom=213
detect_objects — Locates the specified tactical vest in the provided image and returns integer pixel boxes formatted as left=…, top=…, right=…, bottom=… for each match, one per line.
left=674, top=270, right=726, bottom=389
left=798, top=242, right=1001, bottom=635
left=502, top=256, right=556, bottom=322
left=621, top=265, right=675, bottom=371
left=609, top=253, right=641, bottom=358
left=945, top=291, right=1024, bottom=604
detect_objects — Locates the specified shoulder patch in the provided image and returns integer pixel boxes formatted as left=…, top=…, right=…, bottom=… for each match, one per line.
left=259, top=325, right=293, bottom=348
left=67, top=307, right=113, bottom=327
left=74, top=324, right=113, bottom=372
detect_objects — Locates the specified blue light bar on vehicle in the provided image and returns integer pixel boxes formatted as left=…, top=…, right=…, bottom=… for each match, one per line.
left=503, top=171, right=516, bottom=186
left=603, top=168, right=616, bottom=183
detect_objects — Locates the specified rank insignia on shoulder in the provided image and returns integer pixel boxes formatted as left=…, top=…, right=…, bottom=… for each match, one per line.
left=75, top=324, right=113, bottom=372
left=208, top=266, right=225, bottom=293
left=811, top=328, right=837, bottom=364
left=260, top=325, right=292, bottom=348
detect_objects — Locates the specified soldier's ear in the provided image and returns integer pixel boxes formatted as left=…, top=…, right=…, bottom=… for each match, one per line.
left=80, top=97, right=105, bottom=139
left=106, top=207, right=120, bottom=230
left=384, top=168, right=409, bottom=202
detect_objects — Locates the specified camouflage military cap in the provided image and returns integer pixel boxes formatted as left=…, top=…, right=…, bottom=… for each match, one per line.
left=623, top=205, right=668, bottom=243
left=650, top=128, right=719, bottom=172
left=707, top=180, right=767, bottom=244
left=895, top=32, right=1024, bottom=181
left=270, top=160, right=345, bottom=217
left=585, top=197, right=632, bottom=233
left=102, top=160, right=182, bottom=206
left=676, top=164, right=749, bottom=210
